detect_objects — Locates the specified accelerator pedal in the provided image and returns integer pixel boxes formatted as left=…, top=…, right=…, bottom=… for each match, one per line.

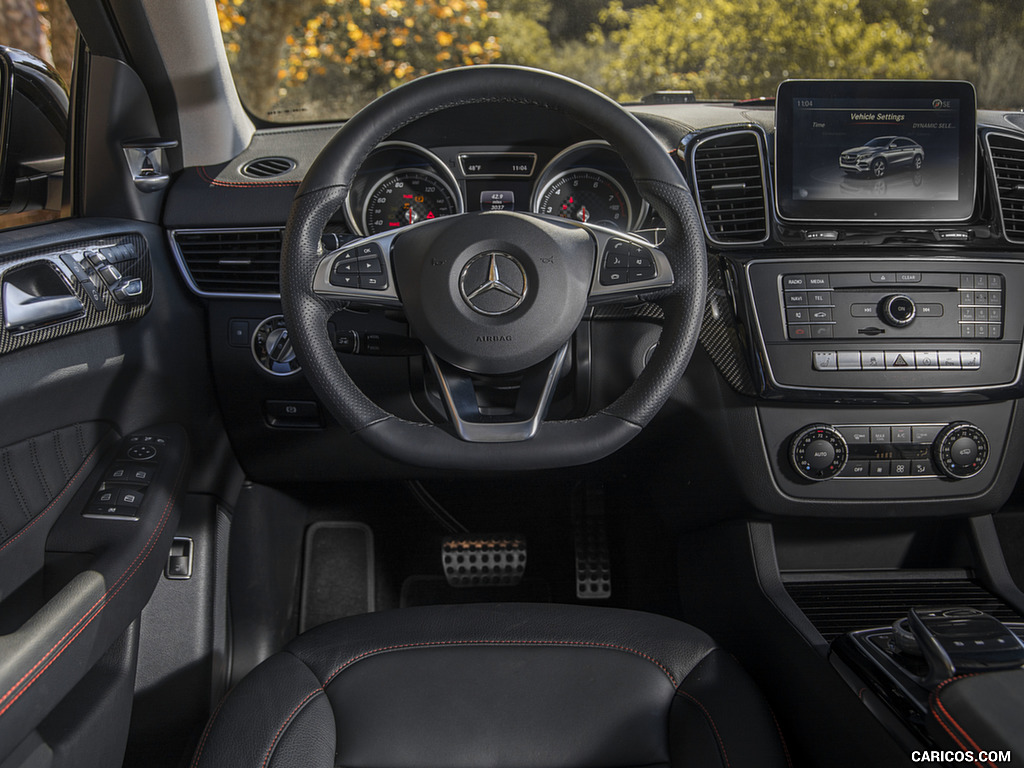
left=442, top=535, right=527, bottom=587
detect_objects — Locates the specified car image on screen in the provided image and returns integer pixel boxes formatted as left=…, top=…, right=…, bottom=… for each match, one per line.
left=839, top=135, right=925, bottom=177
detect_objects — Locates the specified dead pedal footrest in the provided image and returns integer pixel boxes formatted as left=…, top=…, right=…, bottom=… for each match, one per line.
left=442, top=535, right=527, bottom=587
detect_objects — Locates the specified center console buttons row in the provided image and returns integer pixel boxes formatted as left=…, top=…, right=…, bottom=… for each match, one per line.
left=812, top=350, right=980, bottom=371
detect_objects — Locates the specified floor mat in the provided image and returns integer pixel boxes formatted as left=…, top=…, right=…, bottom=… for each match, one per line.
left=400, top=574, right=551, bottom=607
left=300, top=521, right=375, bottom=632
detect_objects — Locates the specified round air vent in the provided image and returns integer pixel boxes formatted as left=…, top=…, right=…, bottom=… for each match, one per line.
left=239, top=156, right=297, bottom=179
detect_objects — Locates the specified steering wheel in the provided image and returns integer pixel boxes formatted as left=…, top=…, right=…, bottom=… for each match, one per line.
left=280, top=65, right=706, bottom=470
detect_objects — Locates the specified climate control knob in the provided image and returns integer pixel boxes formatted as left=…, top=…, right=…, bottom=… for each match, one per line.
left=934, top=422, right=989, bottom=479
left=879, top=294, right=916, bottom=327
left=790, top=424, right=848, bottom=481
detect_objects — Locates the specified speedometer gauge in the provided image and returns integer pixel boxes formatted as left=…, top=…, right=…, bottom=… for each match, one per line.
left=363, top=169, right=459, bottom=235
left=534, top=169, right=632, bottom=230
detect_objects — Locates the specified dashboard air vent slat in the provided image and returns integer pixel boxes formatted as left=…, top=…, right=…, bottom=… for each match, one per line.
left=240, top=156, right=297, bottom=179
left=173, top=229, right=282, bottom=296
left=987, top=133, right=1024, bottom=243
left=691, top=131, right=768, bottom=245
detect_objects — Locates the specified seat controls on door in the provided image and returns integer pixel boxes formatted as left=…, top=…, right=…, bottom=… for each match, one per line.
left=933, top=422, right=989, bottom=479
left=790, top=424, right=848, bottom=481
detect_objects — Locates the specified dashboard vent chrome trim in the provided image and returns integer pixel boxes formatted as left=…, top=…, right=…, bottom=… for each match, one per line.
left=690, top=130, right=769, bottom=245
left=170, top=228, right=283, bottom=298
left=986, top=132, right=1024, bottom=244
left=239, top=156, right=297, bottom=179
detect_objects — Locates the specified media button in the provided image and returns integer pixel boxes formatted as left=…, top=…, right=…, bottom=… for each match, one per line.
left=806, top=274, right=830, bottom=288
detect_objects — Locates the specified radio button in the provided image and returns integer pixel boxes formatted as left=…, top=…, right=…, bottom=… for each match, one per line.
left=961, top=350, right=981, bottom=369
left=918, top=304, right=943, bottom=317
left=837, top=351, right=862, bottom=370
left=783, top=275, right=806, bottom=289
left=870, top=272, right=896, bottom=284
left=861, top=351, right=885, bottom=369
left=851, top=303, right=878, bottom=317
left=915, top=351, right=939, bottom=369
left=939, top=351, right=962, bottom=369
left=885, top=351, right=915, bottom=369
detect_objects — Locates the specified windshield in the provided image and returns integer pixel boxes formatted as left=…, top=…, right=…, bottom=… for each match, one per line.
left=216, top=0, right=1024, bottom=123
left=864, top=137, right=895, bottom=147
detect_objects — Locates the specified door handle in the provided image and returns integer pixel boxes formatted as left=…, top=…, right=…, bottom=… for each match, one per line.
left=3, top=281, right=84, bottom=331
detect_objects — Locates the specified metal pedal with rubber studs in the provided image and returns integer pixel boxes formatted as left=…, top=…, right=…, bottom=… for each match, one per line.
left=442, top=535, right=527, bottom=587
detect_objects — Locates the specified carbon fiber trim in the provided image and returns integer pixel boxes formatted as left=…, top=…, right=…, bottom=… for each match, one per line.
left=700, top=251, right=756, bottom=395
left=0, top=233, right=153, bottom=357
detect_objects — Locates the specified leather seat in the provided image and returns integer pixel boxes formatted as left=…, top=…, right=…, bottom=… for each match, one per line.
left=191, top=603, right=790, bottom=768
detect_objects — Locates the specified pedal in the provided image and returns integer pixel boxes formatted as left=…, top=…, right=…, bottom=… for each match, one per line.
left=442, top=535, right=526, bottom=587
left=573, top=483, right=611, bottom=600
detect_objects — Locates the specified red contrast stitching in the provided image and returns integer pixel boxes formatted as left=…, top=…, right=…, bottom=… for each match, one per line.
left=768, top=706, right=793, bottom=768
left=931, top=675, right=992, bottom=768
left=190, top=693, right=230, bottom=768
left=676, top=690, right=731, bottom=768
left=0, top=444, right=100, bottom=555
left=260, top=689, right=324, bottom=768
left=321, top=639, right=678, bottom=687
left=196, top=166, right=299, bottom=189
left=0, top=471, right=182, bottom=717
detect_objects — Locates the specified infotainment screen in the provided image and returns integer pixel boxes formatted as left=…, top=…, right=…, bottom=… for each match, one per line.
left=774, top=80, right=977, bottom=223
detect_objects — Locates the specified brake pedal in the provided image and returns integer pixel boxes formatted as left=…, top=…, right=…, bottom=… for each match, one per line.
left=573, top=483, right=611, bottom=600
left=442, top=535, right=527, bottom=587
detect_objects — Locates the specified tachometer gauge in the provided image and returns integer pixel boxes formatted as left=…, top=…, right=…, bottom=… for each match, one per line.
left=363, top=169, right=459, bottom=234
left=534, top=169, right=632, bottom=230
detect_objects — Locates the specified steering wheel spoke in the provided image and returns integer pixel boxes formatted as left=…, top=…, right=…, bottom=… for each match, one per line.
left=584, top=226, right=674, bottom=305
left=426, top=342, right=571, bottom=443
left=312, top=230, right=403, bottom=307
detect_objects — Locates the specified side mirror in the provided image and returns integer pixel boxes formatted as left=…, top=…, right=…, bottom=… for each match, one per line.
left=0, top=46, right=69, bottom=215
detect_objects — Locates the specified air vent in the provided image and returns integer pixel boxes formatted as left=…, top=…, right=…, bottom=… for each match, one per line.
left=785, top=577, right=1022, bottom=642
left=173, top=229, right=282, bottom=296
left=239, top=156, right=296, bottom=179
left=691, top=130, right=769, bottom=245
left=987, top=133, right=1024, bottom=243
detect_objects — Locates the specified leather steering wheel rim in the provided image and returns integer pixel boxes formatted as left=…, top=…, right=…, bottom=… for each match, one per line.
left=280, top=65, right=707, bottom=470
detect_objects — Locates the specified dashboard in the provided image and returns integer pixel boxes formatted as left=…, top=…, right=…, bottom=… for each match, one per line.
left=162, top=88, right=1024, bottom=517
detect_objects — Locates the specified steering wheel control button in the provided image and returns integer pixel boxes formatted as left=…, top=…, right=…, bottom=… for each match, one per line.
left=934, top=422, right=989, bottom=479
left=790, top=425, right=848, bottom=481
left=459, top=252, right=528, bottom=316
left=600, top=240, right=656, bottom=285
left=126, top=444, right=157, bottom=461
left=879, top=294, right=916, bottom=327
left=359, top=274, right=388, bottom=290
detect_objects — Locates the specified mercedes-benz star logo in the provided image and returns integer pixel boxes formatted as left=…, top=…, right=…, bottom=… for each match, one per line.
left=459, top=252, right=528, bottom=316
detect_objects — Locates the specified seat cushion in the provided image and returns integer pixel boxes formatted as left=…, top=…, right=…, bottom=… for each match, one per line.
left=191, top=603, right=789, bottom=768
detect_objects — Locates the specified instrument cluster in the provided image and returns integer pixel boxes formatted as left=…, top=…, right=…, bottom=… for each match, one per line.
left=342, top=140, right=650, bottom=238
